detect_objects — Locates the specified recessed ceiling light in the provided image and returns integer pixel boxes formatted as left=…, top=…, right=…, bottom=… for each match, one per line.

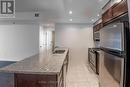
left=97, top=14, right=100, bottom=17
left=116, top=0, right=122, bottom=3
left=91, top=19, right=94, bottom=22
left=69, top=19, right=72, bottom=21
left=98, top=0, right=102, bottom=2
left=69, top=11, right=72, bottom=14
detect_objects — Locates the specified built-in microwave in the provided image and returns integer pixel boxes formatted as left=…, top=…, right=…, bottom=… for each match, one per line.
left=93, top=31, right=100, bottom=41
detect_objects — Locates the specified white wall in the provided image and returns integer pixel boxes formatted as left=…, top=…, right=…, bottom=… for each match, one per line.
left=55, top=23, right=94, bottom=65
left=0, top=24, right=39, bottom=61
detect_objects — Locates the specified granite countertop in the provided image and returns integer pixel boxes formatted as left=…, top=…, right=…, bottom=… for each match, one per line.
left=0, top=48, right=68, bottom=75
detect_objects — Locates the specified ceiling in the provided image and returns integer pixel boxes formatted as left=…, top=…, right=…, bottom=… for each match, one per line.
left=1, top=0, right=110, bottom=24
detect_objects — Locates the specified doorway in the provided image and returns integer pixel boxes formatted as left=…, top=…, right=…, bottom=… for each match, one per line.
left=39, top=24, right=55, bottom=51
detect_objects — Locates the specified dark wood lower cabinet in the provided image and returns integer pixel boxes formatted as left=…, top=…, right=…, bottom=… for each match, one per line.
left=14, top=53, right=69, bottom=87
left=15, top=74, right=59, bottom=87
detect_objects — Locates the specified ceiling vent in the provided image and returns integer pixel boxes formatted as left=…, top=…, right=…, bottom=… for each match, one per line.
left=35, top=13, right=39, bottom=17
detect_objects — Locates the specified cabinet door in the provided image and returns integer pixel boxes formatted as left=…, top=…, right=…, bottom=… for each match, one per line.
left=47, top=75, right=57, bottom=87
left=93, top=26, right=97, bottom=32
left=112, top=0, right=128, bottom=18
left=15, top=74, right=58, bottom=87
left=93, top=23, right=102, bottom=32
left=102, top=8, right=113, bottom=24
left=15, top=74, right=37, bottom=87
left=66, top=53, right=69, bottom=72
left=37, top=75, right=48, bottom=87
left=58, top=67, right=64, bottom=87
left=63, top=64, right=67, bottom=87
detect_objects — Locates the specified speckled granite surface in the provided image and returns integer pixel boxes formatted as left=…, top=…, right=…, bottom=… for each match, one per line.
left=0, top=48, right=68, bottom=75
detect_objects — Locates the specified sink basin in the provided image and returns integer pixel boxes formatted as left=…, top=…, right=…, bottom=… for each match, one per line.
left=53, top=50, right=65, bottom=54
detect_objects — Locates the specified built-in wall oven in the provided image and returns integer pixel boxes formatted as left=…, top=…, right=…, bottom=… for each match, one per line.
left=94, top=31, right=100, bottom=41
left=99, top=22, right=130, bottom=87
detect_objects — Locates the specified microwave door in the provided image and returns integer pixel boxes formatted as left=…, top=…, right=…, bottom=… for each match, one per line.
left=100, top=23, right=124, bottom=51
left=94, top=31, right=100, bottom=41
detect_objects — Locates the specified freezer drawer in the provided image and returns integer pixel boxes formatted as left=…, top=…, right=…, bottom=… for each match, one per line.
left=99, top=51, right=124, bottom=87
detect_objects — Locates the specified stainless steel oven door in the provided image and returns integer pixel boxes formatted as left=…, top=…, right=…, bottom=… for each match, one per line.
left=100, top=51, right=124, bottom=87
left=94, top=31, right=100, bottom=41
left=89, top=51, right=97, bottom=73
left=89, top=51, right=96, bottom=67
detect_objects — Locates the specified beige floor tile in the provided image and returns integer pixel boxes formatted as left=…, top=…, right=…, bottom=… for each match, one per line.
left=66, top=53, right=99, bottom=87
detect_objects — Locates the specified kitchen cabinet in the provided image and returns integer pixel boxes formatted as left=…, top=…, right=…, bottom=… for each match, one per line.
left=14, top=52, right=69, bottom=87
left=93, top=23, right=102, bottom=32
left=0, top=48, right=69, bottom=87
left=62, top=52, right=69, bottom=87
left=15, top=74, right=57, bottom=87
left=102, top=8, right=113, bottom=24
left=93, top=23, right=102, bottom=41
left=15, top=65, right=66, bottom=87
left=112, top=0, right=128, bottom=19
left=102, top=0, right=128, bottom=25
left=58, top=52, right=69, bottom=87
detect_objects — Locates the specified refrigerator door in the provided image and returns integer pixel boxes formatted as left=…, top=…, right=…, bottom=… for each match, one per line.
left=100, top=23, right=124, bottom=51
left=99, top=50, right=124, bottom=87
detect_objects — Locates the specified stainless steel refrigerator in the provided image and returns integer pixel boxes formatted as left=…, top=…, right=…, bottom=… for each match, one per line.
left=99, top=22, right=130, bottom=87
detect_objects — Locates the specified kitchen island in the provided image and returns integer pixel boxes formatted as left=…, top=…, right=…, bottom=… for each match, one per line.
left=0, top=48, right=69, bottom=87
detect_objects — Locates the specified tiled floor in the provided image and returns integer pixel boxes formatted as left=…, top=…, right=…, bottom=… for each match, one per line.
left=66, top=49, right=99, bottom=87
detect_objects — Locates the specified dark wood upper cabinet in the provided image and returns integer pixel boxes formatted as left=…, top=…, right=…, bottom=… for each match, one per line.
left=93, top=23, right=102, bottom=32
left=112, top=0, right=128, bottom=18
left=93, top=23, right=102, bottom=41
left=102, top=8, right=113, bottom=24
left=102, top=0, right=128, bottom=24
